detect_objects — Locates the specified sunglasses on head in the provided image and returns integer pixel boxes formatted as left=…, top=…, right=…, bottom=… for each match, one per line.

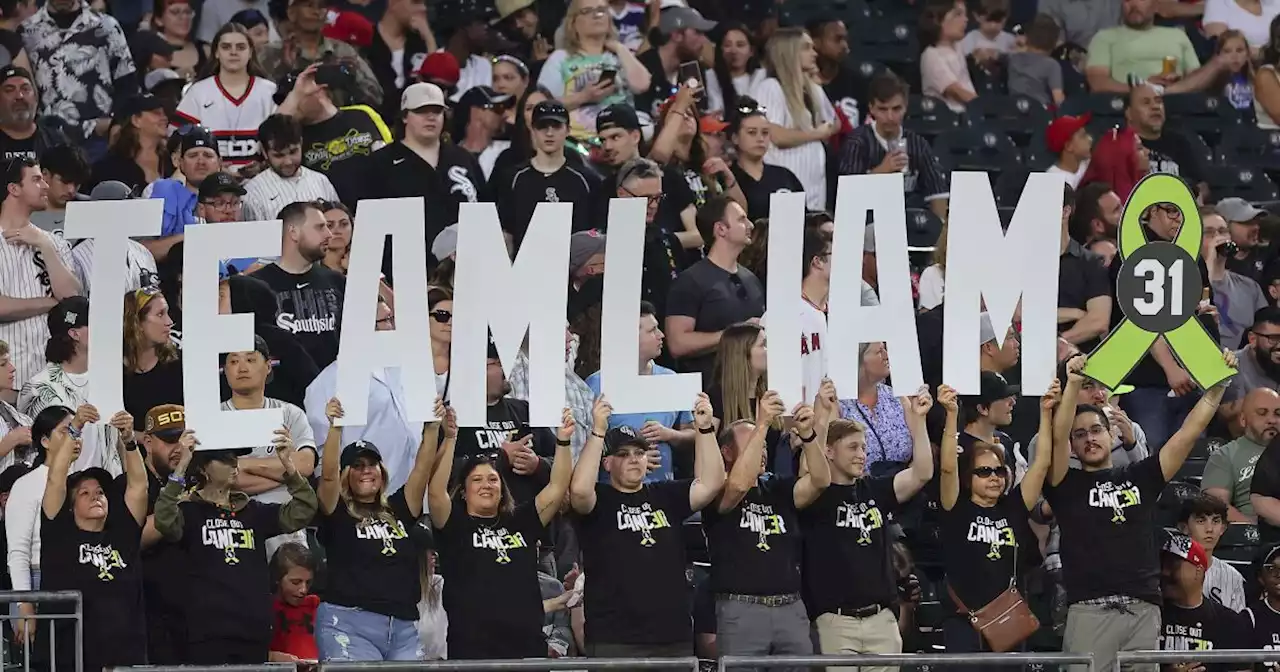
left=465, top=451, right=502, bottom=467
left=431, top=309, right=452, bottom=323
left=134, top=284, right=162, bottom=308
left=973, top=466, right=1007, bottom=478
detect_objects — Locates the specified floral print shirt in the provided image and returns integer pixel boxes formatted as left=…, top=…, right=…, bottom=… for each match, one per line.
left=838, top=383, right=913, bottom=469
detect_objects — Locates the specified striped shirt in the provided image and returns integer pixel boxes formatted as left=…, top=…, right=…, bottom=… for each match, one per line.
left=0, top=227, right=74, bottom=389
left=837, top=123, right=950, bottom=202
left=69, top=238, right=158, bottom=295
left=242, top=165, right=341, bottom=222
left=750, top=77, right=837, bottom=211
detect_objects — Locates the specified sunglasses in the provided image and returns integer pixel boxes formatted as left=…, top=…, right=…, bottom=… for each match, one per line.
left=973, top=466, right=1007, bottom=479
left=135, top=284, right=162, bottom=308
left=465, top=451, right=502, bottom=467
left=431, top=309, right=452, bottom=324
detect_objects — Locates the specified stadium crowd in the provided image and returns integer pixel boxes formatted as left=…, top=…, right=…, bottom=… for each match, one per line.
left=7, top=0, right=1280, bottom=669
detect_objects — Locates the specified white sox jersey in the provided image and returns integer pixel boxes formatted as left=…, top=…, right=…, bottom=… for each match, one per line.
left=175, top=76, right=278, bottom=170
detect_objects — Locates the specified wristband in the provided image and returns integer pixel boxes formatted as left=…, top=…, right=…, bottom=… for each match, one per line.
left=167, top=473, right=186, bottom=485
left=124, top=440, right=139, bottom=452
left=556, top=439, right=571, bottom=447
left=698, top=425, right=715, bottom=435
left=800, top=431, right=817, bottom=443
left=592, top=430, right=606, bottom=439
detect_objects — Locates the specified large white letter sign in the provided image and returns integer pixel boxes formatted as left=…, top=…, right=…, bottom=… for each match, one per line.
left=334, top=198, right=435, bottom=426
left=63, top=198, right=162, bottom=416
left=827, top=174, right=923, bottom=396
left=599, top=197, right=701, bottom=414
left=183, top=221, right=283, bottom=449
left=943, top=171, right=1063, bottom=395
left=764, top=191, right=806, bottom=411
left=451, top=202, right=571, bottom=427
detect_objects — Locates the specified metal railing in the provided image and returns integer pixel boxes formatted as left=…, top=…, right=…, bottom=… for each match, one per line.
left=321, top=659, right=702, bottom=671
left=111, top=666, right=296, bottom=672
left=719, top=652, right=1096, bottom=671
left=1118, top=649, right=1280, bottom=667
left=0, top=590, right=83, bottom=672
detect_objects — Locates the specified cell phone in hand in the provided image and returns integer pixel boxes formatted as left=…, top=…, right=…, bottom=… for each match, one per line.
left=598, top=67, right=618, bottom=86
left=678, top=60, right=708, bottom=113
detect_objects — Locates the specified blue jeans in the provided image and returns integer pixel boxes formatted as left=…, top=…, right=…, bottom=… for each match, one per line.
left=315, top=602, right=421, bottom=661
left=1120, top=386, right=1200, bottom=453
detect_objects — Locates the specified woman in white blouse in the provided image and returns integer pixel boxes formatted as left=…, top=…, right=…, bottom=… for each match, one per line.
left=1204, top=0, right=1280, bottom=50
left=750, top=28, right=839, bottom=211
left=920, top=0, right=976, bottom=113
left=705, top=22, right=767, bottom=114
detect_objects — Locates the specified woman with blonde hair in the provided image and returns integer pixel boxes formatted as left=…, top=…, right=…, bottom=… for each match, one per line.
left=750, top=28, right=839, bottom=211
left=122, top=287, right=183, bottom=430
left=536, top=0, right=650, bottom=139
left=707, top=322, right=784, bottom=468
left=312, top=396, right=448, bottom=661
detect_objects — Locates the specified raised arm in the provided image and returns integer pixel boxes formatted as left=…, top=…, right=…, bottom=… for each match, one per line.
left=689, top=392, right=729, bottom=511
left=1160, top=349, right=1237, bottom=482
left=272, top=428, right=319, bottom=533
left=795, top=379, right=836, bottom=508
left=937, top=384, right=961, bottom=511
left=40, top=424, right=76, bottom=520
left=426, top=404, right=457, bottom=530
left=536, top=408, right=576, bottom=525
left=110, top=411, right=148, bottom=525
left=317, top=398, right=344, bottom=515
left=1051, top=354, right=1086, bottom=487
left=893, top=387, right=936, bottom=503
left=405, top=399, right=446, bottom=520
left=570, top=396, right=611, bottom=515
left=1021, top=379, right=1061, bottom=511
left=719, top=391, right=784, bottom=513
left=155, top=430, right=198, bottom=541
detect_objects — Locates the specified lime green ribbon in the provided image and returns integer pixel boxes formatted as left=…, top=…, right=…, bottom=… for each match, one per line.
left=1081, top=174, right=1234, bottom=391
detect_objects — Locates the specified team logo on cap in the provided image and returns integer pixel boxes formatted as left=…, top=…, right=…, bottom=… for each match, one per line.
left=64, top=312, right=78, bottom=325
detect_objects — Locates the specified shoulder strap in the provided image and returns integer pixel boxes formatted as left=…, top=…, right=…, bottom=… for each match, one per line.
left=947, top=582, right=971, bottom=614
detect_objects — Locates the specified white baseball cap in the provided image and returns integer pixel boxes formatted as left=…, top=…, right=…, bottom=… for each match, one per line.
left=401, top=82, right=447, bottom=111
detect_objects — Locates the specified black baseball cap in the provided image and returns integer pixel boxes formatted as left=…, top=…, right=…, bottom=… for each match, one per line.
left=48, top=296, right=89, bottom=339
left=457, top=85, right=512, bottom=109
left=0, top=65, right=32, bottom=86
left=487, top=333, right=500, bottom=360
left=198, top=171, right=246, bottom=201
left=596, top=104, right=640, bottom=133
left=531, top=100, right=569, bottom=127
left=961, top=371, right=1020, bottom=407
left=113, top=93, right=165, bottom=123
left=179, top=126, right=219, bottom=156
left=340, top=440, right=383, bottom=470
left=66, top=467, right=114, bottom=495
left=604, top=425, right=648, bottom=455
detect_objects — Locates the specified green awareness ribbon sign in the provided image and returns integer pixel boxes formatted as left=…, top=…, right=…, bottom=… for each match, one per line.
left=1081, top=173, right=1235, bottom=391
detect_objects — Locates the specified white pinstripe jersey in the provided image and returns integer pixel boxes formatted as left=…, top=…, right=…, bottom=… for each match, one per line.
left=242, top=166, right=341, bottom=222
left=69, top=238, right=158, bottom=294
left=0, top=227, right=74, bottom=389
left=761, top=299, right=828, bottom=404
left=175, top=76, right=279, bottom=169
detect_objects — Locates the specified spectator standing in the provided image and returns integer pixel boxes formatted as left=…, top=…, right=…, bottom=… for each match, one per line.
left=1086, top=0, right=1220, bottom=93
left=151, top=0, right=202, bottom=79
left=810, top=17, right=868, bottom=129
left=85, top=93, right=170, bottom=195
left=665, top=197, right=765, bottom=378
left=0, top=0, right=31, bottom=72
left=1057, top=188, right=1112, bottom=350
left=920, top=0, right=977, bottom=113
left=729, top=96, right=802, bottom=223
left=838, top=72, right=950, bottom=220
left=434, top=1, right=494, bottom=101
left=1177, top=494, right=1246, bottom=612
left=312, top=397, right=442, bottom=661
left=121, top=289, right=181, bottom=432
left=633, top=6, right=714, bottom=118
left=649, top=87, right=747, bottom=211
left=242, top=115, right=341, bottom=221
left=706, top=22, right=766, bottom=116
left=154, top=424, right=317, bottom=664
left=1008, top=14, right=1066, bottom=107
left=269, top=543, right=319, bottom=662
left=134, top=404, right=190, bottom=663
left=0, top=340, right=30, bottom=470
left=1215, top=197, right=1269, bottom=283
left=1204, top=387, right=1279, bottom=520
left=750, top=27, right=838, bottom=211
left=610, top=158, right=686, bottom=316
left=704, top=388, right=834, bottom=666
left=259, top=0, right=383, bottom=107
left=366, top=0, right=435, bottom=120
left=1203, top=0, right=1280, bottom=48
left=70, top=184, right=159, bottom=297
left=1045, top=114, right=1092, bottom=189
left=761, top=226, right=831, bottom=405
left=1204, top=210, right=1267, bottom=349
left=29, top=144, right=89, bottom=236
left=141, top=127, right=224, bottom=263
left=508, top=324, right=595, bottom=466
left=1126, top=84, right=1209, bottom=198
left=840, top=342, right=915, bottom=477
left=175, top=24, right=278, bottom=172
left=490, top=55, right=530, bottom=122
left=249, top=201, right=344, bottom=370
left=496, top=100, right=598, bottom=246
left=1070, top=182, right=1124, bottom=246
left=320, top=201, right=353, bottom=273
left=0, top=65, right=68, bottom=162
left=1158, top=529, right=1252, bottom=669
left=452, top=86, right=512, bottom=179
left=799, top=390, right=935, bottom=671
left=430, top=402, right=575, bottom=659
left=957, top=370, right=1019, bottom=469
left=569, top=392, right=726, bottom=659
left=1051, top=351, right=1235, bottom=672
left=20, top=0, right=136, bottom=153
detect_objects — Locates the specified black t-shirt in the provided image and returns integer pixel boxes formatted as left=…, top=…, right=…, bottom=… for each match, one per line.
left=731, top=162, right=803, bottom=222
left=175, top=497, right=289, bottom=645
left=317, top=488, right=419, bottom=621
left=703, top=475, right=801, bottom=596
left=301, top=108, right=386, bottom=201
left=0, top=131, right=35, bottom=162
left=117, top=471, right=188, bottom=626
left=666, top=258, right=766, bottom=377
left=451, top=397, right=553, bottom=506
left=578, top=480, right=695, bottom=646
left=1251, top=446, right=1280, bottom=546
left=823, top=63, right=872, bottom=128
left=1162, top=597, right=1252, bottom=672
left=436, top=500, right=546, bottom=658
left=495, top=160, right=600, bottom=246
left=1059, top=240, right=1111, bottom=353
left=1141, top=130, right=1209, bottom=188
left=597, top=162, right=697, bottom=254
left=1247, top=598, right=1280, bottom=664
left=940, top=495, right=1032, bottom=610
left=799, top=477, right=901, bottom=617
left=248, top=263, right=346, bottom=370
left=87, top=153, right=153, bottom=195
left=41, top=489, right=146, bottom=670
left=1045, top=455, right=1166, bottom=605
left=123, top=358, right=184, bottom=431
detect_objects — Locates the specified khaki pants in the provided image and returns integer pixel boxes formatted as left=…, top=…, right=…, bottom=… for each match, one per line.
left=1063, top=601, right=1160, bottom=672
left=814, top=608, right=902, bottom=672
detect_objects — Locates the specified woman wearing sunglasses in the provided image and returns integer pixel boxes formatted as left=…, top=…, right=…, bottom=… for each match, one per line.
left=427, top=398, right=579, bottom=659
left=428, top=288, right=453, bottom=398
left=936, top=379, right=1059, bottom=654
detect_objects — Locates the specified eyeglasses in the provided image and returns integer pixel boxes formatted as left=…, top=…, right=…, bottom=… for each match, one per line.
left=1262, top=565, right=1280, bottom=578
left=620, top=187, right=664, bottom=207
left=431, top=309, right=452, bottom=324
left=1070, top=425, right=1110, bottom=442
left=1254, top=330, right=1280, bottom=343
left=201, top=198, right=241, bottom=211
left=972, top=466, right=1007, bottom=479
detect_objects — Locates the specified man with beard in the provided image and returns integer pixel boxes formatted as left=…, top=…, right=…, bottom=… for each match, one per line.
left=1205, top=388, right=1280, bottom=521
left=1085, top=0, right=1224, bottom=94
left=1050, top=350, right=1237, bottom=672
left=1056, top=185, right=1112, bottom=352
left=1069, top=181, right=1122, bottom=246
left=242, top=114, right=340, bottom=222
left=131, top=404, right=192, bottom=663
left=1223, top=308, right=1280, bottom=424
left=635, top=7, right=715, bottom=117
left=249, top=201, right=344, bottom=369
left=0, top=66, right=67, bottom=162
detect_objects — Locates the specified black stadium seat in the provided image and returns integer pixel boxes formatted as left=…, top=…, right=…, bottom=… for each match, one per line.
left=1059, top=92, right=1127, bottom=123
left=906, top=95, right=965, bottom=141
left=966, top=95, right=1053, bottom=146
left=1174, top=457, right=1208, bottom=485
left=931, top=127, right=1020, bottom=173
left=1161, top=93, right=1241, bottom=146
left=1206, top=167, right=1280, bottom=202
left=1218, top=125, right=1280, bottom=172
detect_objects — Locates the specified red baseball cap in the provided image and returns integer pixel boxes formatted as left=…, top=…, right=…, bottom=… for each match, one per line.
left=323, top=9, right=374, bottom=49
left=1162, top=529, right=1210, bottom=572
left=1044, top=112, right=1091, bottom=154
left=417, top=51, right=461, bottom=87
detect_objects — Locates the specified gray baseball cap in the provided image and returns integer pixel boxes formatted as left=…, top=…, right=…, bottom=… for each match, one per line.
left=659, top=6, right=715, bottom=34
left=1216, top=197, right=1265, bottom=223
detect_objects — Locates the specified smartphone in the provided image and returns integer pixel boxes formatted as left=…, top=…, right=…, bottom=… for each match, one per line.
left=678, top=60, right=708, bottom=112
left=598, top=67, right=618, bottom=86
left=315, top=62, right=353, bottom=89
